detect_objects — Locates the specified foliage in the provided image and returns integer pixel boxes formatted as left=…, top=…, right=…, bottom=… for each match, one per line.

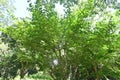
left=1, top=0, right=120, bottom=80
left=29, top=71, right=53, bottom=80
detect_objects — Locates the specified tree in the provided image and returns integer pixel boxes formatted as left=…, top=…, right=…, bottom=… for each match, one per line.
left=1, top=0, right=120, bottom=79
left=0, top=0, right=21, bottom=80
left=0, top=0, right=15, bottom=27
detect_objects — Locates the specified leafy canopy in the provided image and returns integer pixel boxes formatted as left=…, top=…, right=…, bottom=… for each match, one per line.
left=1, top=0, right=120, bottom=79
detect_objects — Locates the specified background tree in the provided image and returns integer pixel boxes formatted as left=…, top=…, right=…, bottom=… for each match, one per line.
left=0, top=0, right=22, bottom=79
left=0, top=0, right=15, bottom=27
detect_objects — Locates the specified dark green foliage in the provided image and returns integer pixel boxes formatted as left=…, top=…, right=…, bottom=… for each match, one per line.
left=0, top=53, right=20, bottom=79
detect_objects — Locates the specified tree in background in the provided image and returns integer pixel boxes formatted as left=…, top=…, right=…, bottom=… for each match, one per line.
left=0, top=0, right=15, bottom=27
left=0, top=0, right=21, bottom=80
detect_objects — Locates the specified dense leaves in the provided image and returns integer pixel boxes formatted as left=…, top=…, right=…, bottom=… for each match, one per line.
left=1, top=0, right=120, bottom=80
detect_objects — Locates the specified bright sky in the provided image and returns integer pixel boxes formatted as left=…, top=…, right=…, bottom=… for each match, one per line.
left=14, top=0, right=120, bottom=18
left=14, top=0, right=31, bottom=18
left=14, top=0, right=65, bottom=18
